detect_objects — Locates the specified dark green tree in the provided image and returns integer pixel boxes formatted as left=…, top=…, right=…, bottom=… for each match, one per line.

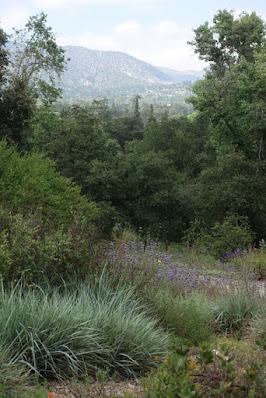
left=0, top=27, right=8, bottom=85
left=187, top=10, right=266, bottom=244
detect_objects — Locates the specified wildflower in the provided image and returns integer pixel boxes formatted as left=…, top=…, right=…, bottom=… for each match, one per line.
left=212, top=349, right=229, bottom=361
left=47, top=392, right=56, bottom=398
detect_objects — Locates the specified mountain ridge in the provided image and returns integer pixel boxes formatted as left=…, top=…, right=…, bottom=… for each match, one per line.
left=58, top=45, right=202, bottom=100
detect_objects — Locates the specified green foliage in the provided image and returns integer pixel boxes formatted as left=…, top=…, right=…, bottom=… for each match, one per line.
left=29, top=104, right=193, bottom=243
left=232, top=247, right=266, bottom=279
left=29, top=104, right=124, bottom=234
left=0, top=14, right=65, bottom=145
left=26, top=14, right=266, bottom=246
left=191, top=215, right=254, bottom=257
left=174, top=245, right=217, bottom=269
left=0, top=276, right=168, bottom=379
left=0, top=348, right=48, bottom=397
left=10, top=12, right=65, bottom=101
left=146, top=289, right=213, bottom=345
left=195, top=339, right=266, bottom=397
left=251, top=310, right=266, bottom=349
left=144, top=353, right=199, bottom=398
left=0, top=140, right=97, bottom=225
left=144, top=338, right=266, bottom=398
left=189, top=10, right=265, bottom=71
left=0, top=385, right=48, bottom=398
left=0, top=348, right=29, bottom=396
left=1, top=9, right=266, bottom=250
left=190, top=53, right=266, bottom=160
left=212, top=291, right=260, bottom=334
left=187, top=154, right=266, bottom=242
left=0, top=27, right=8, bottom=84
left=0, top=209, right=100, bottom=281
left=0, top=140, right=100, bottom=281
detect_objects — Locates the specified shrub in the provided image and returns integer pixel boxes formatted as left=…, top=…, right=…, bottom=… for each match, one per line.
left=187, top=215, right=254, bottom=258
left=0, top=275, right=168, bottom=379
left=144, top=338, right=266, bottom=398
left=146, top=288, right=213, bottom=345
left=0, top=140, right=98, bottom=226
left=0, top=140, right=101, bottom=281
left=212, top=291, right=259, bottom=334
left=144, top=353, right=199, bottom=398
left=0, top=208, right=101, bottom=282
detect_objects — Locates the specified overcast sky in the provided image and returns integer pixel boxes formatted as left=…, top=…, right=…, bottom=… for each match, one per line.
left=1, top=0, right=265, bottom=70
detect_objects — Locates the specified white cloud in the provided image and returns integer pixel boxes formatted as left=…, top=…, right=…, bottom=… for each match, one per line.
left=0, top=4, right=30, bottom=32
left=114, top=21, right=141, bottom=35
left=156, top=21, right=181, bottom=36
left=58, top=20, right=205, bottom=70
left=31, top=0, right=164, bottom=10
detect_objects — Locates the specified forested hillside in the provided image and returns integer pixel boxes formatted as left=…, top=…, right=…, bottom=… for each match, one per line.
left=24, top=10, right=266, bottom=254
left=54, top=46, right=195, bottom=105
left=0, top=9, right=265, bottom=398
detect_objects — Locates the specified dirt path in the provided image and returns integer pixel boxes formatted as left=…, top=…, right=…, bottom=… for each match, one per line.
left=48, top=380, right=144, bottom=398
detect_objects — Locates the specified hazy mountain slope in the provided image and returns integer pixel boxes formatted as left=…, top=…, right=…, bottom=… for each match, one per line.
left=59, top=46, right=172, bottom=98
left=157, top=66, right=204, bottom=82
left=57, top=46, right=201, bottom=100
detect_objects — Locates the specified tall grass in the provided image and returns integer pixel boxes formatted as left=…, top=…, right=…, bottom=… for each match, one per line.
left=212, top=290, right=260, bottom=334
left=232, top=248, right=266, bottom=279
left=0, top=275, right=168, bottom=379
left=0, top=347, right=29, bottom=395
left=251, top=308, right=266, bottom=349
left=146, top=288, right=213, bottom=345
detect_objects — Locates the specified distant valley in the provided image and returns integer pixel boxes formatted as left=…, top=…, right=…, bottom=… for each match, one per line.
left=57, top=46, right=203, bottom=103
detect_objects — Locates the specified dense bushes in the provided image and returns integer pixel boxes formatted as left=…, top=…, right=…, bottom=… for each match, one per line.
left=28, top=99, right=266, bottom=254
left=144, top=338, right=266, bottom=397
left=0, top=140, right=98, bottom=225
left=0, top=276, right=168, bottom=379
left=0, top=140, right=100, bottom=281
left=0, top=209, right=101, bottom=281
left=185, top=215, right=254, bottom=258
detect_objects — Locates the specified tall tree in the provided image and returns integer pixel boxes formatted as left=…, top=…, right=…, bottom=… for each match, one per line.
left=9, top=13, right=65, bottom=102
left=189, top=10, right=266, bottom=74
left=189, top=11, right=266, bottom=160
left=0, top=13, right=65, bottom=145
left=187, top=10, right=266, bottom=242
left=0, top=27, right=8, bottom=85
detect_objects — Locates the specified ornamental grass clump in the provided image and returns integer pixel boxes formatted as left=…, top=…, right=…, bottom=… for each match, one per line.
left=212, top=290, right=260, bottom=334
left=146, top=288, right=213, bottom=345
left=251, top=309, right=266, bottom=349
left=0, top=347, right=29, bottom=395
left=0, top=276, right=168, bottom=380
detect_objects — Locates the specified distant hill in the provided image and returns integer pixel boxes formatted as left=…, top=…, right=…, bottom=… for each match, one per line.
left=157, top=67, right=204, bottom=82
left=57, top=46, right=202, bottom=101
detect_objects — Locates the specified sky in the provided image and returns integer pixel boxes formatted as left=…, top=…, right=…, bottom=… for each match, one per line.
left=0, top=0, right=265, bottom=71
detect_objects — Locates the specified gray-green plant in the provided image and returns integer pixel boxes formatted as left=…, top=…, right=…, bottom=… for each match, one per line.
left=212, top=290, right=260, bottom=334
left=146, top=288, right=213, bottom=345
left=0, top=275, right=168, bottom=379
